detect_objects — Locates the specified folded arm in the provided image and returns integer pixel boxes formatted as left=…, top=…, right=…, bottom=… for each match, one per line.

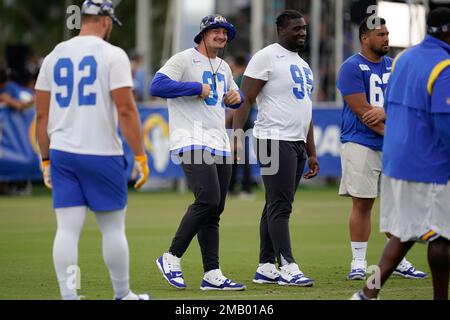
left=344, top=93, right=385, bottom=136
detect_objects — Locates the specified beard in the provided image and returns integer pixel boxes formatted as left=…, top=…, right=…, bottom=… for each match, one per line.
left=372, top=45, right=389, bottom=57
left=286, top=39, right=305, bottom=53
left=294, top=36, right=306, bottom=52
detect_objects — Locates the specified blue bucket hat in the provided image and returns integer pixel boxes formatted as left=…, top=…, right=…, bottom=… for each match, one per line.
left=194, top=14, right=236, bottom=44
left=81, top=0, right=122, bottom=26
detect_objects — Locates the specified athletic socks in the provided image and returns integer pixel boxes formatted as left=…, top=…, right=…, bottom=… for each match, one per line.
left=53, top=207, right=131, bottom=300
left=95, top=210, right=130, bottom=299
left=351, top=241, right=368, bottom=261
left=53, top=207, right=87, bottom=300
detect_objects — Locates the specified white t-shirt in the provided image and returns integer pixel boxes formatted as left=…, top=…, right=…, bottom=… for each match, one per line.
left=35, top=35, right=133, bottom=156
left=244, top=43, right=314, bottom=142
left=157, top=48, right=238, bottom=154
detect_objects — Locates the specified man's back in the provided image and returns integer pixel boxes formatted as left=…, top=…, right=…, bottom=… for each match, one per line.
left=383, top=35, right=450, bottom=184
left=35, top=35, right=132, bottom=156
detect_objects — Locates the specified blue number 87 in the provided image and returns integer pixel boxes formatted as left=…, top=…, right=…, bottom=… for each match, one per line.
left=202, top=71, right=226, bottom=108
left=54, top=56, right=98, bottom=108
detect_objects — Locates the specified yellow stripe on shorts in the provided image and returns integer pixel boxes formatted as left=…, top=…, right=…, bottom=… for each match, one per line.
left=420, top=230, right=438, bottom=242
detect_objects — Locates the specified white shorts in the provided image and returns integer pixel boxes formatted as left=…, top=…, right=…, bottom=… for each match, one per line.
left=380, top=175, right=450, bottom=242
left=339, top=142, right=381, bottom=198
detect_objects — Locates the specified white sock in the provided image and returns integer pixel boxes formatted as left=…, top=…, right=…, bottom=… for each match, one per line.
left=53, top=207, right=87, bottom=300
left=351, top=242, right=367, bottom=261
left=95, top=209, right=130, bottom=299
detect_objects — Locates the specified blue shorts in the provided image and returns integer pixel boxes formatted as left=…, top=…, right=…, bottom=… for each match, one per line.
left=50, top=150, right=128, bottom=212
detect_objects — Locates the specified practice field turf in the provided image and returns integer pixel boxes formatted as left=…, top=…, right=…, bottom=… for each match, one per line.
left=0, top=185, right=437, bottom=300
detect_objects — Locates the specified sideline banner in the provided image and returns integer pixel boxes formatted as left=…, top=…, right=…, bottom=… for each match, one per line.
left=0, top=107, right=342, bottom=181
left=0, top=108, right=41, bottom=181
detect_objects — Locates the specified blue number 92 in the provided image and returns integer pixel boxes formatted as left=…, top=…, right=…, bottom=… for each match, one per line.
left=54, top=56, right=98, bottom=108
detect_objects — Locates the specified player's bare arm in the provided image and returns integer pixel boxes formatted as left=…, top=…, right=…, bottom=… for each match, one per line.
left=344, top=93, right=385, bottom=136
left=35, top=90, right=51, bottom=160
left=113, top=87, right=149, bottom=189
left=304, top=120, right=319, bottom=179
left=233, top=76, right=266, bottom=130
left=232, top=76, right=266, bottom=159
left=35, top=89, right=52, bottom=189
left=112, top=87, right=145, bottom=156
left=225, top=108, right=235, bottom=128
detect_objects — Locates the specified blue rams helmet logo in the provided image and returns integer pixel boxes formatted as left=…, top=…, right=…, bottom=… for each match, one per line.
left=194, top=14, right=236, bottom=44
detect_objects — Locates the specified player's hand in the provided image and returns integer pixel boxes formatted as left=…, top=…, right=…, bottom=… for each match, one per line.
left=41, top=160, right=52, bottom=189
left=199, top=84, right=212, bottom=99
left=224, top=90, right=242, bottom=107
left=303, top=156, right=319, bottom=180
left=0, top=93, right=27, bottom=111
left=362, top=108, right=386, bottom=126
left=133, top=154, right=150, bottom=189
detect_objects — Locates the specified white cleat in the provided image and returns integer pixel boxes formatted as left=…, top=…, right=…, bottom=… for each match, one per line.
left=115, top=291, right=151, bottom=300
left=393, top=259, right=428, bottom=279
left=347, top=259, right=367, bottom=280
left=278, top=263, right=314, bottom=287
left=200, top=269, right=246, bottom=291
left=156, top=252, right=187, bottom=289
left=253, top=263, right=281, bottom=284
left=350, top=290, right=379, bottom=300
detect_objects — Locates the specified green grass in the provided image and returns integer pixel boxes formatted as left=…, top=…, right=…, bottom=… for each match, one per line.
left=0, top=186, right=436, bottom=300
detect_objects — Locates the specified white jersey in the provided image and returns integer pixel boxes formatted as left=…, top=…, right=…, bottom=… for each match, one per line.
left=158, top=48, right=238, bottom=154
left=35, top=35, right=133, bottom=156
left=245, top=43, right=313, bottom=142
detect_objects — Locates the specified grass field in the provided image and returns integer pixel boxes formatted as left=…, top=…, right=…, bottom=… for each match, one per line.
left=0, top=185, right=437, bottom=300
